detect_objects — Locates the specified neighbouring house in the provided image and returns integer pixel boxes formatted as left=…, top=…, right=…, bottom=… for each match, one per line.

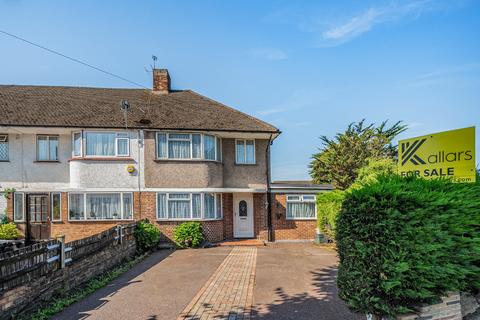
left=0, top=69, right=330, bottom=243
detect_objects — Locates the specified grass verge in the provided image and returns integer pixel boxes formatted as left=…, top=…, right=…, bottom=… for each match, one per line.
left=26, top=253, right=148, bottom=320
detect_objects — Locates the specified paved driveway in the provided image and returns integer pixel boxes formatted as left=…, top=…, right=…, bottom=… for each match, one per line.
left=53, top=243, right=362, bottom=320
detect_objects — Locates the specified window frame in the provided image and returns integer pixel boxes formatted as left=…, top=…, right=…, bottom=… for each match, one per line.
left=235, top=139, right=256, bottom=165
left=51, top=192, right=62, bottom=222
left=0, top=134, right=9, bottom=161
left=155, top=132, right=222, bottom=162
left=67, top=192, right=134, bottom=221
left=36, top=134, right=59, bottom=162
left=286, top=194, right=317, bottom=220
left=13, top=192, right=25, bottom=222
left=156, top=192, right=223, bottom=221
left=72, top=131, right=130, bottom=158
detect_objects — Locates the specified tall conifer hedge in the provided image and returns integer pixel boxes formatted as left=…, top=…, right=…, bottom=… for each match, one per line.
left=336, top=175, right=480, bottom=317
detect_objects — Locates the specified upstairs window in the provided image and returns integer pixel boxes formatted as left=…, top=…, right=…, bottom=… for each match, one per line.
left=286, top=194, right=316, bottom=220
left=156, top=133, right=221, bottom=161
left=72, top=131, right=130, bottom=157
left=37, top=135, right=59, bottom=161
left=0, top=134, right=8, bottom=161
left=236, top=139, right=255, bottom=164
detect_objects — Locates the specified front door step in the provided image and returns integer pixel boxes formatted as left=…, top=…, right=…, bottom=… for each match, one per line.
left=217, top=239, right=266, bottom=247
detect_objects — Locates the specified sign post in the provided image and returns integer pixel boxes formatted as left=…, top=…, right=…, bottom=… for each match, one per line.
left=398, top=127, right=476, bottom=183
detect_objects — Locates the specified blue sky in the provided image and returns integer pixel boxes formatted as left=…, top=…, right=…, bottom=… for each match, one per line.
left=0, top=0, right=479, bottom=180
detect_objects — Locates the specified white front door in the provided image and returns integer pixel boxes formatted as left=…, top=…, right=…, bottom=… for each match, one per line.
left=233, top=193, right=254, bottom=238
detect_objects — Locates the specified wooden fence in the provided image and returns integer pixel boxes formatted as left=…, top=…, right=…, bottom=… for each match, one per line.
left=0, top=222, right=136, bottom=295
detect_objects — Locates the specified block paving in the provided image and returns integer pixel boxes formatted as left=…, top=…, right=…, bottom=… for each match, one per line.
left=178, top=246, right=257, bottom=320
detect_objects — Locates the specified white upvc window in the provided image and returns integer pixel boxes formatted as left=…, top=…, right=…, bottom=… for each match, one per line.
left=72, top=131, right=130, bottom=157
left=286, top=194, right=317, bottom=220
left=0, top=134, right=8, bottom=161
left=156, top=192, right=223, bottom=220
left=51, top=193, right=62, bottom=221
left=235, top=139, right=255, bottom=164
left=156, top=132, right=221, bottom=161
left=37, top=135, right=59, bottom=161
left=68, top=192, right=133, bottom=221
left=13, top=192, right=25, bottom=222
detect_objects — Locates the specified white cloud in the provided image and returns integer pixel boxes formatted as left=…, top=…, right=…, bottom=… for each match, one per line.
left=322, top=7, right=384, bottom=41
left=248, top=48, right=288, bottom=61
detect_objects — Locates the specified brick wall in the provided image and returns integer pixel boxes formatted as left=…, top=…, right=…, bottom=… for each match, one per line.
left=0, top=225, right=136, bottom=320
left=253, top=193, right=269, bottom=240
left=397, top=292, right=462, bottom=320
left=270, top=194, right=317, bottom=241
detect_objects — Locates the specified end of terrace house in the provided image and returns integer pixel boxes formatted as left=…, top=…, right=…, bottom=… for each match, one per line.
left=0, top=69, right=331, bottom=243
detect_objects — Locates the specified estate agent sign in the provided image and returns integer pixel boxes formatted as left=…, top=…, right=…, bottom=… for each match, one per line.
left=398, top=127, right=476, bottom=183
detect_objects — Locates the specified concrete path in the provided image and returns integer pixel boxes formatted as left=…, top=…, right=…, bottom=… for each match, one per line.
left=52, top=243, right=362, bottom=320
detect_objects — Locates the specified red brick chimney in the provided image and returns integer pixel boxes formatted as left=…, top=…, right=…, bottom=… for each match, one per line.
left=152, top=69, right=170, bottom=94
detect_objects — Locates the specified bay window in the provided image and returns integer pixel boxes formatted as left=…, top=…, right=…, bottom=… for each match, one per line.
left=156, top=132, right=221, bottom=161
left=157, top=192, right=223, bottom=220
left=68, top=192, right=133, bottom=220
left=286, top=194, right=316, bottom=220
left=236, top=139, right=255, bottom=164
left=72, top=131, right=130, bottom=157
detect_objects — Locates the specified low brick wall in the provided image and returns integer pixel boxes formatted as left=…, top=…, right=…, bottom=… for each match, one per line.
left=397, top=293, right=462, bottom=320
left=0, top=223, right=136, bottom=320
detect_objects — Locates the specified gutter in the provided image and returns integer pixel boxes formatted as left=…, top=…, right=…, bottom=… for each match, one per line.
left=266, top=134, right=274, bottom=242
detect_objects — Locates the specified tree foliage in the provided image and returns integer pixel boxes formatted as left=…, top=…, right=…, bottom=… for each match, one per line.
left=317, top=157, right=397, bottom=240
left=310, top=120, right=406, bottom=190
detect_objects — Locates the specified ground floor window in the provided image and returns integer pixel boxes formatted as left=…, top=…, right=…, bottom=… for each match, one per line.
left=286, top=194, right=316, bottom=220
left=51, top=193, right=62, bottom=221
left=13, top=192, right=25, bottom=222
left=157, top=192, right=222, bottom=220
left=68, top=192, right=133, bottom=220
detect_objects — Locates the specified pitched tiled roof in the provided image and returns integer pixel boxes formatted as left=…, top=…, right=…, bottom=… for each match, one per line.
left=0, top=85, right=279, bottom=133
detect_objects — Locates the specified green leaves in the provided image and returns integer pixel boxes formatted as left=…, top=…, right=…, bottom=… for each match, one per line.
left=336, top=175, right=480, bottom=317
left=309, top=119, right=406, bottom=190
left=173, top=222, right=204, bottom=248
left=134, top=220, right=161, bottom=252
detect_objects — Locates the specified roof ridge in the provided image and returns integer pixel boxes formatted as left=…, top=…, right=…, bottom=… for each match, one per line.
left=185, top=90, right=280, bottom=134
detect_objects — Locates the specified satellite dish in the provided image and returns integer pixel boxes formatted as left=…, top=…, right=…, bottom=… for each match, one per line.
left=120, top=100, right=130, bottom=111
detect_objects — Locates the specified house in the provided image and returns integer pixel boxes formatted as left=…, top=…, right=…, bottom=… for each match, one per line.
left=0, top=69, right=331, bottom=243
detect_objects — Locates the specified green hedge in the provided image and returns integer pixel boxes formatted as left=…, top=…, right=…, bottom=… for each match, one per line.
left=173, top=222, right=204, bottom=248
left=336, top=175, right=480, bottom=318
left=316, top=190, right=345, bottom=239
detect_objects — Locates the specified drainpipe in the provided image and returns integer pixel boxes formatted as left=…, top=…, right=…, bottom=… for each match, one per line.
left=266, top=134, right=273, bottom=242
left=137, top=130, right=144, bottom=220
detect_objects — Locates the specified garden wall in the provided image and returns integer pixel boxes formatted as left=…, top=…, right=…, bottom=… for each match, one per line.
left=0, top=223, right=136, bottom=320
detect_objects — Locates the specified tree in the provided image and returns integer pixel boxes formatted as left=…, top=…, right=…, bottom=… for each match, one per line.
left=309, top=120, right=407, bottom=190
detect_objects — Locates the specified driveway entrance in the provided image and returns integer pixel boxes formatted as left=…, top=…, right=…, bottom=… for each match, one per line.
left=53, top=243, right=362, bottom=320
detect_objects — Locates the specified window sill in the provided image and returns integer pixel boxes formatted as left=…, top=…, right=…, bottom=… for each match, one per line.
left=235, top=162, right=257, bottom=166
left=34, top=160, right=60, bottom=163
left=67, top=219, right=135, bottom=222
left=154, top=159, right=222, bottom=164
left=0, top=160, right=10, bottom=162
left=69, top=157, right=135, bottom=162
left=285, top=218, right=317, bottom=221
left=156, top=218, right=223, bottom=222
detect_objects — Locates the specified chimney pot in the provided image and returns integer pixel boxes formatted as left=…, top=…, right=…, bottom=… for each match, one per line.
left=153, top=69, right=170, bottom=94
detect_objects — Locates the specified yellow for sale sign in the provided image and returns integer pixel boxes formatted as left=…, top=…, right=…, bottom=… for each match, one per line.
left=398, top=127, right=476, bottom=183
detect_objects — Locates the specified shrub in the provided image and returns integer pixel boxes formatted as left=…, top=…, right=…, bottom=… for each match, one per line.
left=134, top=220, right=161, bottom=252
left=0, top=222, right=21, bottom=240
left=173, top=222, right=204, bottom=248
left=336, top=175, right=480, bottom=318
left=316, top=190, right=345, bottom=239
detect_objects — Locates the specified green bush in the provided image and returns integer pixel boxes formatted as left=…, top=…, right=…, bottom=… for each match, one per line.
left=134, top=220, right=161, bottom=252
left=0, top=222, right=21, bottom=240
left=336, top=175, right=480, bottom=318
left=173, top=222, right=204, bottom=248
left=316, top=190, right=345, bottom=239
left=317, top=158, right=395, bottom=240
